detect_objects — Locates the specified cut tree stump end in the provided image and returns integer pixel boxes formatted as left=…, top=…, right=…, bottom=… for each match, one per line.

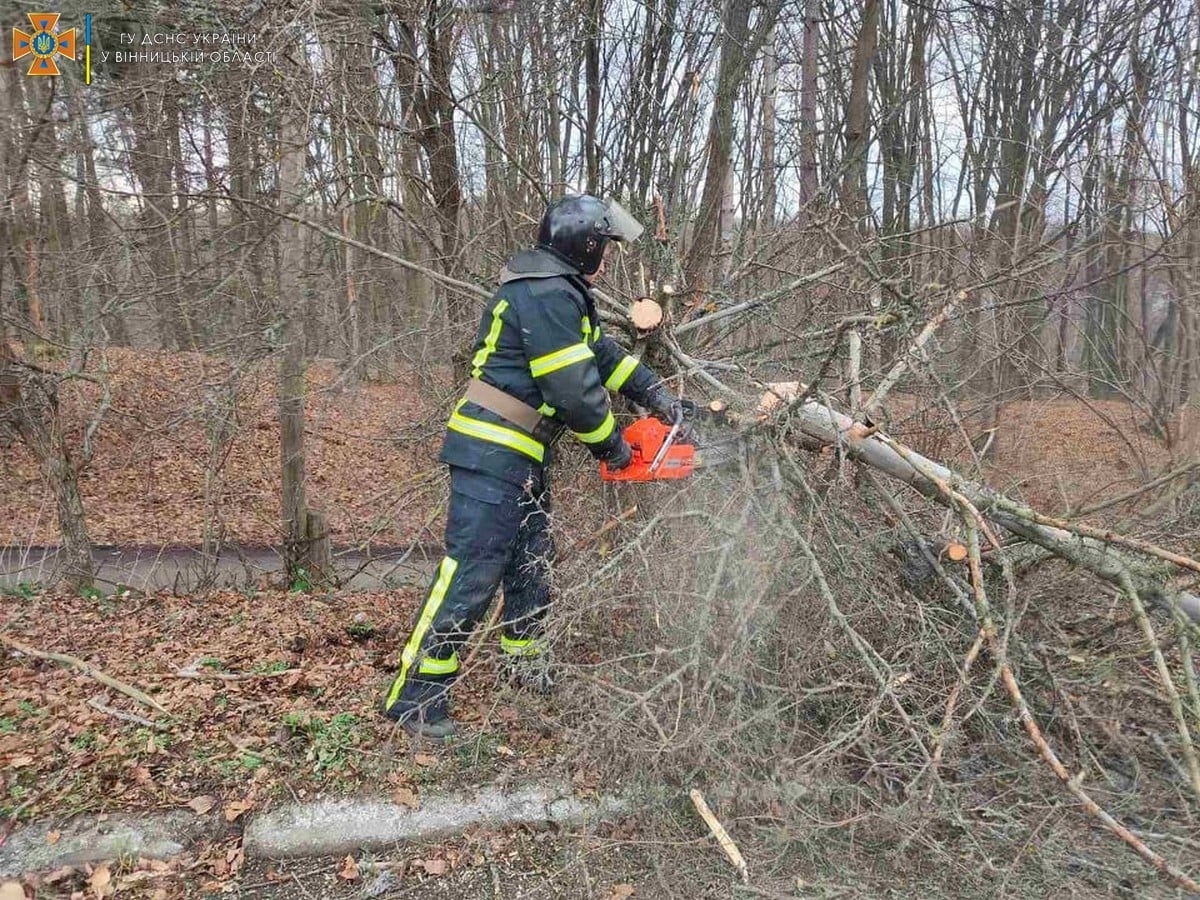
left=630, top=297, right=664, bottom=332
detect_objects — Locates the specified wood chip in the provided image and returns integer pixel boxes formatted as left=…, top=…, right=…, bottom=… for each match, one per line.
left=688, top=789, right=748, bottom=882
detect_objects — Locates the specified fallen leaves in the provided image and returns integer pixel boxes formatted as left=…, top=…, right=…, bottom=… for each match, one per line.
left=416, top=857, right=448, bottom=876
left=88, top=864, right=112, bottom=899
left=0, top=348, right=433, bottom=547
left=392, top=786, right=421, bottom=810
left=337, top=855, right=360, bottom=881
left=46, top=829, right=61, bottom=844
left=186, top=795, right=216, bottom=815
left=223, top=798, right=253, bottom=823
left=606, top=885, right=636, bottom=900
left=0, top=585, right=562, bottom=818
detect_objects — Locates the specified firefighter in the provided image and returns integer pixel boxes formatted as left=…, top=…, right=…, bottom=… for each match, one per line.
left=383, top=195, right=686, bottom=738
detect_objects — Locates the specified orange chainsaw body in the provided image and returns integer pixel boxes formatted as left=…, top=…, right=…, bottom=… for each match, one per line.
left=599, top=416, right=695, bottom=482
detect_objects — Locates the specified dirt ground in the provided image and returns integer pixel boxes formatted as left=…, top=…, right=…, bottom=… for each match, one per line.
left=0, top=588, right=570, bottom=827
left=2, top=583, right=1191, bottom=899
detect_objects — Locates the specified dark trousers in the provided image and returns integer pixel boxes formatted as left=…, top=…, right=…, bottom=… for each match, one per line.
left=385, top=466, right=552, bottom=710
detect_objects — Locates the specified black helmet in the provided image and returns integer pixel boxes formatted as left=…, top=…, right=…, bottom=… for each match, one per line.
left=537, top=195, right=644, bottom=275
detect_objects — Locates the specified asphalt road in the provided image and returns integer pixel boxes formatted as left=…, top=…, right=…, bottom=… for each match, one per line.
left=0, top=543, right=442, bottom=594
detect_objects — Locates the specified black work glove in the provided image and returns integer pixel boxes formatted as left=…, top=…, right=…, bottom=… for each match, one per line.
left=643, top=385, right=696, bottom=443
left=603, top=437, right=634, bottom=471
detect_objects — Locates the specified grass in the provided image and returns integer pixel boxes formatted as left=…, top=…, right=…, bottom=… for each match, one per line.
left=2, top=581, right=41, bottom=600
left=252, top=659, right=291, bottom=675
left=69, top=729, right=99, bottom=752
left=17, top=700, right=41, bottom=718
left=281, top=711, right=364, bottom=775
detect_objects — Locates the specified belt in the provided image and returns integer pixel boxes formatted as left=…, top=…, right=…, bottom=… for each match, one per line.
left=464, top=378, right=560, bottom=444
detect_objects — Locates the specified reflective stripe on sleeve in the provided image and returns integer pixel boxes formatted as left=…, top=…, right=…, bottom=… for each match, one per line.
left=470, top=300, right=510, bottom=378
left=572, top=410, right=615, bottom=444
left=604, top=355, right=639, bottom=391
left=529, top=342, right=594, bottom=378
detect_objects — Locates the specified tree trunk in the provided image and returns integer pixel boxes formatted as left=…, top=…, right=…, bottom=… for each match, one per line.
left=683, top=0, right=753, bottom=299
left=760, top=26, right=778, bottom=228
left=0, top=353, right=95, bottom=590
left=840, top=0, right=881, bottom=233
left=276, top=99, right=313, bottom=583
left=584, top=0, right=603, bottom=193
left=797, top=0, right=819, bottom=224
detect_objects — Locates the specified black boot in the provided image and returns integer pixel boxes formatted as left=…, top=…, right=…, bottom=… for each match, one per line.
left=382, top=676, right=457, bottom=739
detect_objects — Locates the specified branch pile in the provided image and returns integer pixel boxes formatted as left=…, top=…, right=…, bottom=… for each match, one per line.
left=600, top=284, right=1200, bottom=894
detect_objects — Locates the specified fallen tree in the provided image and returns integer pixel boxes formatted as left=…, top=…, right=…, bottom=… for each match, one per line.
left=769, top=388, right=1200, bottom=626
left=639, top=315, right=1200, bottom=892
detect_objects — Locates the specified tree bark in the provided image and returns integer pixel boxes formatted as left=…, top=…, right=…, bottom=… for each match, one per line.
left=759, top=26, right=778, bottom=228
left=797, top=0, right=819, bottom=224
left=840, top=0, right=881, bottom=233
left=584, top=0, right=603, bottom=194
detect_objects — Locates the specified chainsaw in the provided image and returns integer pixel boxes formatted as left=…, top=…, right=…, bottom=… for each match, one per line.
left=599, top=410, right=696, bottom=481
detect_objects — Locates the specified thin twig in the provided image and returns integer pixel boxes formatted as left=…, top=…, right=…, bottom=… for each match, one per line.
left=86, top=697, right=162, bottom=730
left=954, top=510, right=1200, bottom=894
left=1, top=634, right=169, bottom=715
left=1117, top=572, right=1200, bottom=800
left=930, top=632, right=984, bottom=773
left=862, top=291, right=964, bottom=419
left=1073, top=461, right=1200, bottom=517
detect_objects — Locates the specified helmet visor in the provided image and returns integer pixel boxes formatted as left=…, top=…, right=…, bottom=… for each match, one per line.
left=602, top=199, right=645, bottom=243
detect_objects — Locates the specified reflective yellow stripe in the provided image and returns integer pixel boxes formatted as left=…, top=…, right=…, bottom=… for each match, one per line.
left=537, top=403, right=556, bottom=417
left=593, top=325, right=601, bottom=341
left=448, top=403, right=545, bottom=462
left=573, top=410, right=615, bottom=444
left=582, top=316, right=591, bottom=342
left=529, top=342, right=593, bottom=378
left=604, top=355, right=639, bottom=391
left=471, top=300, right=509, bottom=378
left=385, top=557, right=459, bottom=708
left=500, top=634, right=543, bottom=657
left=418, top=652, right=459, bottom=676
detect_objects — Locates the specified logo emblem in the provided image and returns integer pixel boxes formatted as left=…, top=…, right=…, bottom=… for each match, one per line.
left=12, top=13, right=76, bottom=76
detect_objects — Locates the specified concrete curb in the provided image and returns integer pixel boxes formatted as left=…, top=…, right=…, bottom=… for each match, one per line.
left=0, top=810, right=207, bottom=878
left=243, top=781, right=630, bottom=859
left=0, top=781, right=629, bottom=876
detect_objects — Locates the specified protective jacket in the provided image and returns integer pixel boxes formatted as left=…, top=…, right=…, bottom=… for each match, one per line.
left=439, top=247, right=661, bottom=485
